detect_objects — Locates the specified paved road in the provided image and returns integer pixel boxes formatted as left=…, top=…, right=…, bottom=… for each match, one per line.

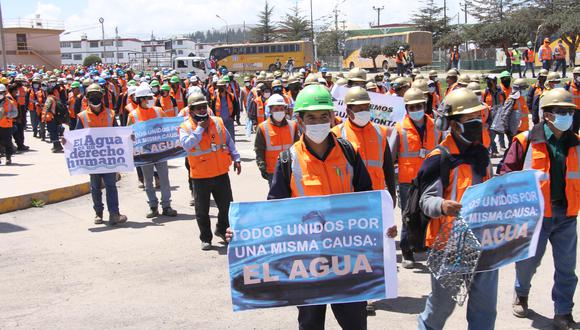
left=0, top=124, right=578, bottom=329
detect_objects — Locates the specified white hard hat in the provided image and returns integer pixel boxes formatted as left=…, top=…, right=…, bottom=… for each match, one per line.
left=212, top=76, right=219, bottom=83
left=139, top=77, right=148, bottom=82
left=127, top=86, right=137, bottom=96
left=317, top=77, right=327, bottom=85
left=266, top=94, right=287, bottom=107
left=66, top=74, right=73, bottom=79
left=299, top=68, right=306, bottom=74
left=0, top=84, right=6, bottom=92
left=187, top=86, right=202, bottom=97
left=134, top=84, right=153, bottom=98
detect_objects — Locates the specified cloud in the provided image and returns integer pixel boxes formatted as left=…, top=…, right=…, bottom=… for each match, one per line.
left=25, top=1, right=62, bottom=20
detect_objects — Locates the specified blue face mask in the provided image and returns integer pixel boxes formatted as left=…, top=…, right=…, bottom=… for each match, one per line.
left=409, top=110, right=425, bottom=122
left=552, top=113, right=573, bottom=132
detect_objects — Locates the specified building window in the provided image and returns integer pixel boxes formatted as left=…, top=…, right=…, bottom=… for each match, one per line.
left=90, top=41, right=99, bottom=48
left=61, top=53, right=72, bottom=60
left=177, top=40, right=183, bottom=45
left=117, top=52, right=124, bottom=59
left=177, top=60, right=187, bottom=68
left=60, top=41, right=71, bottom=48
left=102, top=40, right=113, bottom=47
left=72, top=41, right=81, bottom=48
left=102, top=51, right=114, bottom=58
left=177, top=50, right=183, bottom=55
left=16, top=34, right=27, bottom=50
left=73, top=54, right=83, bottom=61
left=198, top=45, right=204, bottom=50
left=116, top=40, right=123, bottom=47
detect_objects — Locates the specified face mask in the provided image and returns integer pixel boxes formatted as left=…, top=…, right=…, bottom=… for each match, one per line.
left=0, top=94, right=5, bottom=101
left=194, top=112, right=209, bottom=122
left=551, top=113, right=573, bottom=132
left=263, top=92, right=271, bottom=98
left=575, top=76, right=580, bottom=84
left=273, top=87, right=283, bottom=94
left=477, top=95, right=483, bottom=103
left=152, top=87, right=159, bottom=93
left=428, top=86, right=436, bottom=94
left=376, top=82, right=383, bottom=87
left=88, top=96, right=102, bottom=105
left=33, top=84, right=39, bottom=89
left=145, top=99, right=154, bottom=108
left=272, top=111, right=286, bottom=122
left=305, top=123, right=331, bottom=144
left=352, top=111, right=371, bottom=126
left=553, top=83, right=562, bottom=89
left=245, top=83, right=251, bottom=87
left=409, top=110, right=425, bottom=122
left=457, top=119, right=483, bottom=144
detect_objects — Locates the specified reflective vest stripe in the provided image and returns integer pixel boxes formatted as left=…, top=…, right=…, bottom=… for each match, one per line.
left=522, top=131, right=532, bottom=169
left=450, top=167, right=459, bottom=201
left=340, top=122, right=384, bottom=168
left=264, top=121, right=295, bottom=151
left=185, top=118, right=226, bottom=157
left=290, top=146, right=306, bottom=196
left=567, top=146, right=580, bottom=179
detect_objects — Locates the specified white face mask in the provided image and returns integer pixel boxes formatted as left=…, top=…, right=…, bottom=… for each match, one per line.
left=305, top=123, right=331, bottom=144
left=263, top=92, right=271, bottom=98
left=272, top=111, right=286, bottom=122
left=352, top=111, right=371, bottom=126
left=428, top=86, right=436, bottom=94
left=145, top=99, right=154, bottom=108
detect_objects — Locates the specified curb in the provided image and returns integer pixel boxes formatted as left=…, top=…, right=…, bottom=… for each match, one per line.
left=0, top=181, right=90, bottom=214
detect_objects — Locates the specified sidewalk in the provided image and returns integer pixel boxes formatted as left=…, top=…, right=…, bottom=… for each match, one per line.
left=0, top=128, right=90, bottom=213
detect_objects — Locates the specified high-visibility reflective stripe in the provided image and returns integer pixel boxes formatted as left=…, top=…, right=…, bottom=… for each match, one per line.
left=567, top=146, right=580, bottom=179
left=400, top=128, right=420, bottom=157
left=522, top=131, right=532, bottom=170
left=372, top=123, right=384, bottom=169
left=367, top=160, right=382, bottom=167
left=264, top=121, right=295, bottom=151
left=80, top=112, right=89, bottom=128
left=131, top=110, right=139, bottom=123
left=290, top=146, right=305, bottom=196
left=450, top=167, right=459, bottom=201
left=186, top=118, right=225, bottom=156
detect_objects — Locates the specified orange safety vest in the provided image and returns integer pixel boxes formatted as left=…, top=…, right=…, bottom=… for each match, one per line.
left=569, top=83, right=580, bottom=109
left=215, top=91, right=235, bottom=117
left=0, top=98, right=17, bottom=128
left=444, top=82, right=459, bottom=97
left=254, top=97, right=266, bottom=124
left=482, top=104, right=491, bottom=148
left=332, top=119, right=389, bottom=190
left=524, top=49, right=535, bottom=63
left=396, top=51, right=405, bottom=64
left=289, top=135, right=354, bottom=197
left=129, top=106, right=163, bottom=124
left=483, top=89, right=506, bottom=107
left=77, top=108, right=115, bottom=128
left=16, top=86, right=27, bottom=106
left=394, top=115, right=441, bottom=184
left=540, top=44, right=552, bottom=60
left=28, top=89, right=45, bottom=115
left=500, top=84, right=512, bottom=98
left=157, top=95, right=178, bottom=117
left=424, top=135, right=492, bottom=247
left=515, top=130, right=579, bottom=218
left=68, top=92, right=78, bottom=118
left=179, top=116, right=232, bottom=179
left=42, top=96, right=56, bottom=123
left=554, top=44, right=566, bottom=60
left=512, top=95, right=530, bottom=132
left=170, top=87, right=186, bottom=109
left=259, top=119, right=297, bottom=174
left=450, top=50, right=460, bottom=61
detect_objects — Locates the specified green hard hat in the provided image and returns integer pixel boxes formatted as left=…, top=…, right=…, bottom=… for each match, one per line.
left=222, top=75, right=230, bottom=82
left=127, top=80, right=137, bottom=86
left=294, top=85, right=334, bottom=112
left=170, top=76, right=180, bottom=84
left=499, top=71, right=511, bottom=78
left=161, top=84, right=171, bottom=92
left=150, top=80, right=160, bottom=87
left=70, top=81, right=81, bottom=89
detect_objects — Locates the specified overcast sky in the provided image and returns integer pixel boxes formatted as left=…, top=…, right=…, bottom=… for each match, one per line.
left=2, top=0, right=466, bottom=41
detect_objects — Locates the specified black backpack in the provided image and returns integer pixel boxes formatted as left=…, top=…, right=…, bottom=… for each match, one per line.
left=54, top=100, right=69, bottom=125
left=402, top=146, right=451, bottom=252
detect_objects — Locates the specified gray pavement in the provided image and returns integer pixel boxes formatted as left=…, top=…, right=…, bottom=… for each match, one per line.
left=0, top=123, right=578, bottom=329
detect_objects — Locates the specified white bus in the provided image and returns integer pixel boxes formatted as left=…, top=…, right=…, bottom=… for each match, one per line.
left=173, top=56, right=211, bottom=80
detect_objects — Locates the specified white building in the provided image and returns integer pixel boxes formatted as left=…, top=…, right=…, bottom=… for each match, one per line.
left=60, top=34, right=142, bottom=65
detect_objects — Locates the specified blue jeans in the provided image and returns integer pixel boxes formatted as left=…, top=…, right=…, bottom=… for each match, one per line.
left=418, top=270, right=498, bottom=330
left=141, top=161, right=171, bottom=209
left=90, top=173, right=119, bottom=215
left=46, top=120, right=59, bottom=143
left=542, top=60, right=551, bottom=70
left=514, top=203, right=577, bottom=315
left=399, top=183, right=413, bottom=257
left=30, top=111, right=40, bottom=134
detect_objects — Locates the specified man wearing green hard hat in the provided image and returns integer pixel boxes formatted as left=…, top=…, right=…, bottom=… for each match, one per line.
left=226, top=84, right=396, bottom=328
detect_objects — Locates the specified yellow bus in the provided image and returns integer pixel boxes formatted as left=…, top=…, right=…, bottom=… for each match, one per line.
left=343, top=31, right=433, bottom=71
left=210, top=40, right=314, bottom=72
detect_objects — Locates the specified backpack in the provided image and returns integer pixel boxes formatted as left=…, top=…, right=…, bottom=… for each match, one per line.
left=54, top=100, right=69, bottom=125
left=402, top=146, right=451, bottom=252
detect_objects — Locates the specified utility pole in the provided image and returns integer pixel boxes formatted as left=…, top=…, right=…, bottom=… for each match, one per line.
left=333, top=5, right=340, bottom=55
left=99, top=17, right=105, bottom=64
left=243, top=20, right=246, bottom=43
left=0, top=1, right=7, bottom=70
left=310, top=0, right=314, bottom=42
left=372, top=6, right=384, bottom=27
left=115, top=26, right=119, bottom=64
left=500, top=0, right=503, bottom=21
left=443, top=0, right=447, bottom=28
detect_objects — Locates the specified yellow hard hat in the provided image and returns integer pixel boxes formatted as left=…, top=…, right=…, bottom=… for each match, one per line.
left=347, top=67, right=367, bottom=82
left=512, top=78, right=529, bottom=89
left=86, top=83, right=103, bottom=94
left=188, top=92, right=208, bottom=107
left=403, top=87, right=427, bottom=105
left=428, top=70, right=438, bottom=77
left=444, top=88, right=485, bottom=116
left=345, top=86, right=371, bottom=105
left=538, top=69, right=549, bottom=77
left=546, top=72, right=561, bottom=82
left=458, top=75, right=471, bottom=86
left=335, top=78, right=348, bottom=86
left=573, top=67, right=580, bottom=75
left=271, top=79, right=282, bottom=87
left=303, top=73, right=319, bottom=86
left=466, top=82, right=482, bottom=95
left=540, top=88, right=576, bottom=109
left=365, top=81, right=377, bottom=91
left=446, top=69, right=459, bottom=77
left=411, top=79, right=429, bottom=94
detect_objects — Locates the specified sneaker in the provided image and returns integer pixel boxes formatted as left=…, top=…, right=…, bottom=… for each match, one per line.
left=401, top=259, right=415, bottom=269
left=109, top=214, right=128, bottom=226
left=146, top=208, right=159, bottom=219
left=94, top=212, right=104, bottom=224
left=214, top=230, right=227, bottom=243
left=553, top=314, right=577, bottom=330
left=162, top=207, right=177, bottom=217
left=5, top=158, right=11, bottom=165
left=512, top=295, right=529, bottom=318
left=189, top=198, right=195, bottom=206
left=17, top=145, right=30, bottom=151
left=201, top=242, right=212, bottom=251
left=138, top=182, right=144, bottom=189
left=366, top=303, right=377, bottom=316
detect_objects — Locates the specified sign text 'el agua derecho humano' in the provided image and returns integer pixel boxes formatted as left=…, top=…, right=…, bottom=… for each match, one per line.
left=63, top=126, right=134, bottom=175
left=227, top=191, right=398, bottom=311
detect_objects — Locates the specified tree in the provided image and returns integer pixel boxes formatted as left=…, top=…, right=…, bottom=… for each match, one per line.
left=541, top=3, right=580, bottom=66
left=279, top=3, right=311, bottom=41
left=250, top=1, right=277, bottom=43
left=466, top=0, right=519, bottom=23
left=83, top=55, right=101, bottom=67
left=436, top=27, right=466, bottom=49
left=360, top=45, right=382, bottom=70
left=412, top=0, right=450, bottom=45
left=382, top=41, right=410, bottom=57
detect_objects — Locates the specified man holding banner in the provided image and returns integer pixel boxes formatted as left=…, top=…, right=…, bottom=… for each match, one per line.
left=500, top=88, right=579, bottom=330
left=128, top=84, right=178, bottom=219
left=63, top=83, right=128, bottom=225
left=179, top=93, right=241, bottom=251
left=228, top=84, right=397, bottom=329
left=417, top=88, right=497, bottom=329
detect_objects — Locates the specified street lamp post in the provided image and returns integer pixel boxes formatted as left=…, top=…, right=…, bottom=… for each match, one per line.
left=216, top=15, right=228, bottom=45
left=99, top=17, right=105, bottom=64
left=0, top=1, right=7, bottom=70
